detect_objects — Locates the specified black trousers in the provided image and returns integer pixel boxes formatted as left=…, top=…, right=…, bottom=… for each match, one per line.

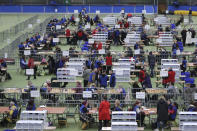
left=66, top=37, right=70, bottom=44
left=27, top=66, right=37, bottom=80
left=106, top=66, right=112, bottom=75
left=84, top=80, right=88, bottom=88
left=98, top=120, right=108, bottom=131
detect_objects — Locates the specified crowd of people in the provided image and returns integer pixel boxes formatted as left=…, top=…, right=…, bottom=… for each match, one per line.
left=7, top=7, right=197, bottom=130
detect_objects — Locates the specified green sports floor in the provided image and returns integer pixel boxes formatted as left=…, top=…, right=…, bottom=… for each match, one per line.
left=0, top=14, right=197, bottom=131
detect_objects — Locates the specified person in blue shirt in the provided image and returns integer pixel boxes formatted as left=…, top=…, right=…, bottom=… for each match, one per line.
left=112, top=99, right=122, bottom=111
left=24, top=81, right=37, bottom=92
left=177, top=38, right=184, bottom=52
left=20, top=55, right=28, bottom=69
left=85, top=14, right=90, bottom=24
left=99, top=71, right=109, bottom=88
left=168, top=102, right=178, bottom=121
left=172, top=42, right=179, bottom=58
left=18, top=42, right=24, bottom=49
left=81, top=41, right=89, bottom=52
left=35, top=33, right=41, bottom=40
left=26, top=99, right=36, bottom=111
left=141, top=31, right=149, bottom=45
left=109, top=70, right=116, bottom=88
left=181, top=56, right=187, bottom=72
left=86, top=83, right=97, bottom=92
left=144, top=72, right=152, bottom=88
left=132, top=100, right=145, bottom=126
left=134, top=42, right=139, bottom=50
left=88, top=68, right=97, bottom=84
left=79, top=101, right=94, bottom=130
left=114, top=29, right=120, bottom=45
left=171, top=24, right=176, bottom=30
left=94, top=57, right=104, bottom=69
left=0, top=59, right=7, bottom=68
left=188, top=103, right=197, bottom=112
left=58, top=58, right=65, bottom=68
left=94, top=15, right=100, bottom=23
left=117, top=86, right=126, bottom=100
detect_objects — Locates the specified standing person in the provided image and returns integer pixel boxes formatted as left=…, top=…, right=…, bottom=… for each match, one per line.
left=181, top=56, right=187, bottom=72
left=98, top=95, right=111, bottom=131
left=167, top=68, right=176, bottom=86
left=181, top=28, right=187, bottom=46
left=65, top=28, right=71, bottom=44
left=113, top=29, right=120, bottom=45
left=155, top=96, right=168, bottom=131
left=121, top=8, right=125, bottom=18
left=99, top=71, right=109, bottom=88
left=186, top=29, right=192, bottom=46
left=144, top=72, right=152, bottom=88
left=77, top=29, right=83, bottom=48
left=47, top=56, right=55, bottom=74
left=88, top=68, right=97, bottom=85
left=105, top=52, right=112, bottom=74
left=139, top=67, right=146, bottom=88
left=168, top=102, right=178, bottom=121
left=189, top=8, right=193, bottom=24
left=109, top=70, right=116, bottom=88
left=83, top=66, right=91, bottom=87
left=27, top=56, right=37, bottom=80
left=148, top=51, right=156, bottom=77
left=191, top=28, right=196, bottom=45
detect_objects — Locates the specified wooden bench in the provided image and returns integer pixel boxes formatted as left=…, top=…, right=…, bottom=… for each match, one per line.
left=102, top=127, right=144, bottom=131
left=171, top=127, right=180, bottom=131
left=155, top=80, right=185, bottom=88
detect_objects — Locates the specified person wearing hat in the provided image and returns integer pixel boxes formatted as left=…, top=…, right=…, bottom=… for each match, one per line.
left=98, top=95, right=110, bottom=131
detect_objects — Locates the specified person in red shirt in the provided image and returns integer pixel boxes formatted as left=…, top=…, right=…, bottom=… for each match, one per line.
left=92, top=28, right=98, bottom=35
left=97, top=42, right=102, bottom=50
left=77, top=29, right=83, bottom=47
left=98, top=95, right=110, bottom=131
left=118, top=20, right=123, bottom=28
left=139, top=67, right=146, bottom=88
left=106, top=52, right=112, bottom=74
left=124, top=21, right=129, bottom=28
left=65, top=28, right=71, bottom=44
left=162, top=68, right=176, bottom=88
left=27, top=56, right=37, bottom=80
left=93, top=41, right=98, bottom=50
left=167, top=68, right=176, bottom=85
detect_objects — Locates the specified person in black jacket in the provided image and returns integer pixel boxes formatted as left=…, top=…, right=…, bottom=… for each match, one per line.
left=181, top=28, right=187, bottom=46
left=191, top=28, right=196, bottom=45
left=189, top=8, right=193, bottom=24
left=156, top=96, right=168, bottom=131
left=148, top=51, right=156, bottom=77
